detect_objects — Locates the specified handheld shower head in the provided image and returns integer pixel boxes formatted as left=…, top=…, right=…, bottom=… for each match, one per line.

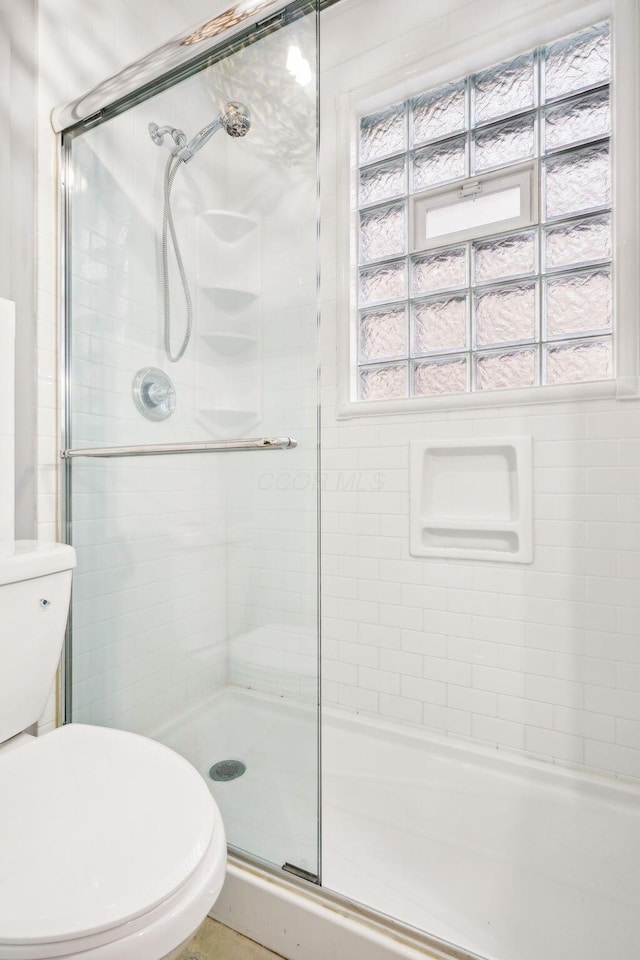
left=177, top=102, right=251, bottom=161
left=150, top=99, right=252, bottom=364
left=149, top=102, right=252, bottom=164
left=221, top=101, right=251, bottom=138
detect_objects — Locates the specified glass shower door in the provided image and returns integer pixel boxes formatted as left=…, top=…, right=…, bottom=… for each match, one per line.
left=63, top=4, right=319, bottom=878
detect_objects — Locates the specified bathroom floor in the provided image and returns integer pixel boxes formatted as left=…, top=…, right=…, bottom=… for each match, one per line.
left=178, top=918, right=281, bottom=960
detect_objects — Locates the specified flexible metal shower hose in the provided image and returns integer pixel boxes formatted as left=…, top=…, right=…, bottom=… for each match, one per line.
left=162, top=154, right=193, bottom=363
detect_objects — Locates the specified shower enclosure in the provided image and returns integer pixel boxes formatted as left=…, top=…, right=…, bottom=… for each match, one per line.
left=60, top=1, right=320, bottom=878
left=57, top=1, right=640, bottom=960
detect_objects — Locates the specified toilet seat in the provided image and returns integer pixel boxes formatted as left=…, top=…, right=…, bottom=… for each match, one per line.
left=0, top=724, right=226, bottom=960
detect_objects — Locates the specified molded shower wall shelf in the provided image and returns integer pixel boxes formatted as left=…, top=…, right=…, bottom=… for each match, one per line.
left=197, top=206, right=262, bottom=435
left=200, top=209, right=259, bottom=244
left=410, top=437, right=533, bottom=563
left=201, top=285, right=259, bottom=311
left=197, top=407, right=259, bottom=427
left=200, top=332, right=258, bottom=355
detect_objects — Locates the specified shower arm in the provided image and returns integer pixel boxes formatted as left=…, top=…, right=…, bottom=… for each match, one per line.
left=148, top=123, right=187, bottom=152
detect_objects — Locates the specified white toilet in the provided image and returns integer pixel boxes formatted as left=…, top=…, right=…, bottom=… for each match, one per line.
left=0, top=541, right=227, bottom=960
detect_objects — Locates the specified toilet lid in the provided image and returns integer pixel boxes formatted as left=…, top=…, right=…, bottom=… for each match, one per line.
left=0, top=724, right=218, bottom=946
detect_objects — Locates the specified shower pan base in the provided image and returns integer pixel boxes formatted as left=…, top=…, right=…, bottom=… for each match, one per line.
left=154, top=688, right=640, bottom=960
left=152, top=686, right=318, bottom=873
left=322, top=708, right=640, bottom=960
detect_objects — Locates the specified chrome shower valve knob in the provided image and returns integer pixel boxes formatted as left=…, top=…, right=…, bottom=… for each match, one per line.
left=132, top=367, right=176, bottom=421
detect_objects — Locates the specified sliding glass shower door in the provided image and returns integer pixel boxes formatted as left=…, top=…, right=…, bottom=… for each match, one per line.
left=62, top=3, right=320, bottom=878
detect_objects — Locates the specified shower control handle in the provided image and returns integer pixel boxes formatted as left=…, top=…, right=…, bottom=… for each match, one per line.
left=132, top=368, right=176, bottom=421
left=146, top=383, right=171, bottom=405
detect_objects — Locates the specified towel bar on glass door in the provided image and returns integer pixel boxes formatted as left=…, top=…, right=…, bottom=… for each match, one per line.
left=61, top=437, right=297, bottom=458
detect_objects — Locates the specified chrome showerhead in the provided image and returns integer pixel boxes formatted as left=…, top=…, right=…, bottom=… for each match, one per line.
left=220, top=101, right=251, bottom=138
left=149, top=102, right=251, bottom=163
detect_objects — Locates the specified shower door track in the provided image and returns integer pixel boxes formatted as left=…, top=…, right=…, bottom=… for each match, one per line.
left=51, top=0, right=337, bottom=133
left=61, top=437, right=297, bottom=458
left=222, top=850, right=487, bottom=960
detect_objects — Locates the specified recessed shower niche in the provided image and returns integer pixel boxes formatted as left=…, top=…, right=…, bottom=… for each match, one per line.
left=410, top=437, right=533, bottom=562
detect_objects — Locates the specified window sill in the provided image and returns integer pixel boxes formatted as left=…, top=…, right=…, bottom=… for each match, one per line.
left=336, top=376, right=640, bottom=420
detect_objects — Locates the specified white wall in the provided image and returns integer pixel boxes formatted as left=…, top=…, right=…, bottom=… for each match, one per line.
left=320, top=0, right=640, bottom=782
left=0, top=299, right=15, bottom=541
left=0, top=0, right=37, bottom=541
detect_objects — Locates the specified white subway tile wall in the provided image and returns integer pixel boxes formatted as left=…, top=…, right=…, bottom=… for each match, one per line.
left=36, top=1, right=319, bottom=731
left=34, top=0, right=640, bottom=784
left=223, top=22, right=319, bottom=703
left=320, top=407, right=640, bottom=781
left=320, top=0, right=640, bottom=782
left=60, top=73, right=232, bottom=734
left=34, top=0, right=250, bottom=733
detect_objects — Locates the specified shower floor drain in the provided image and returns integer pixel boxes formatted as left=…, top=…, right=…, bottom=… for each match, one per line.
left=209, top=760, right=246, bottom=782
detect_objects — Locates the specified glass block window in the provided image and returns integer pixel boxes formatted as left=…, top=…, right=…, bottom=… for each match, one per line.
left=355, top=21, right=612, bottom=403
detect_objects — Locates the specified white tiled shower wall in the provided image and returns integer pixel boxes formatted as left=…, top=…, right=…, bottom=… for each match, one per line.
left=207, top=19, right=319, bottom=702
left=35, top=0, right=320, bottom=729
left=320, top=0, right=640, bottom=781
left=66, top=74, right=230, bottom=733
left=35, top=0, right=235, bottom=732
left=33, top=0, right=640, bottom=779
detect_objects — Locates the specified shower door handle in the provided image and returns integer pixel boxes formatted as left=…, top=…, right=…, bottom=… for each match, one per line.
left=61, top=437, right=297, bottom=458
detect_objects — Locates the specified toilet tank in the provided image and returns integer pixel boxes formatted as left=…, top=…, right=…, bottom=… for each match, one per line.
left=0, top=541, right=77, bottom=743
